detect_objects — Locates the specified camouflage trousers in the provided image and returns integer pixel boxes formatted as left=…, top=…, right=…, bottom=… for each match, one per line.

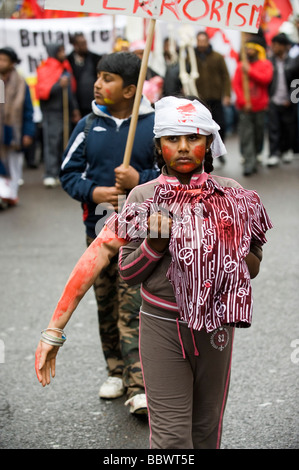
left=87, top=235, right=144, bottom=399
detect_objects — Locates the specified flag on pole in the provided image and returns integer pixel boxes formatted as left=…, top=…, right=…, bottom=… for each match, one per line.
left=12, top=0, right=44, bottom=18
left=261, top=0, right=293, bottom=44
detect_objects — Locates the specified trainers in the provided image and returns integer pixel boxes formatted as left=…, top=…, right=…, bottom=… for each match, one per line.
left=282, top=151, right=294, bottom=164
left=99, top=377, right=125, bottom=399
left=125, top=393, right=148, bottom=415
left=267, top=155, right=280, bottom=167
left=43, top=177, right=60, bottom=188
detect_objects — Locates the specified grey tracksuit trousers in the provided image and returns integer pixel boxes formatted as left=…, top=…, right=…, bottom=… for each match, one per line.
left=139, top=309, right=234, bottom=449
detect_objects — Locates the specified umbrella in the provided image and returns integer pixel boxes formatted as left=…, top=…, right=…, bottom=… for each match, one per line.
left=45, top=0, right=266, bottom=167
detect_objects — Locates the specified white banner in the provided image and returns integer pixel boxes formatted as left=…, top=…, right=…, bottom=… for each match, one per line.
left=45, top=0, right=265, bottom=33
left=0, top=16, right=126, bottom=79
left=0, top=16, right=126, bottom=119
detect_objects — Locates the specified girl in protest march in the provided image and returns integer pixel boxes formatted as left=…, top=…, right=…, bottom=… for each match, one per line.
left=35, top=96, right=272, bottom=449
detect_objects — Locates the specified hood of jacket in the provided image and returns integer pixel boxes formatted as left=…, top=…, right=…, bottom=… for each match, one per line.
left=91, top=95, right=154, bottom=120
left=46, top=43, right=63, bottom=59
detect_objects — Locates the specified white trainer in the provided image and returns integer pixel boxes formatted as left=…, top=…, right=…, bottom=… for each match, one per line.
left=282, top=150, right=294, bottom=164
left=125, top=393, right=148, bottom=415
left=43, top=177, right=59, bottom=188
left=99, top=377, right=125, bottom=399
left=267, top=155, right=280, bottom=167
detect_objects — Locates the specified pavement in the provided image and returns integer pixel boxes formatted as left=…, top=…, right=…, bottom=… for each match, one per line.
left=0, top=135, right=298, bottom=451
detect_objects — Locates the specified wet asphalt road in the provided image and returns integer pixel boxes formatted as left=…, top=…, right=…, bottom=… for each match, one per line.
left=0, top=135, right=298, bottom=452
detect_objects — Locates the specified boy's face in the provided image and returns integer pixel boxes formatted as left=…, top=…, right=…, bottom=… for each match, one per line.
left=94, top=71, right=128, bottom=107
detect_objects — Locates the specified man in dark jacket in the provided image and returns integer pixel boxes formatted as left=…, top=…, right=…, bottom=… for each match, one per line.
left=60, top=52, right=159, bottom=415
left=267, top=33, right=298, bottom=166
left=67, top=33, right=102, bottom=118
left=194, top=31, right=231, bottom=162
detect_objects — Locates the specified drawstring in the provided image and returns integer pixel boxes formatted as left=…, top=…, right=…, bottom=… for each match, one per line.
left=176, top=319, right=200, bottom=358
left=190, top=328, right=200, bottom=356
left=176, top=318, right=186, bottom=359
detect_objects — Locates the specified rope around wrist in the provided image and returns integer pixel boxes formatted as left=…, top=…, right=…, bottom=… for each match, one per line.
left=40, top=328, right=66, bottom=347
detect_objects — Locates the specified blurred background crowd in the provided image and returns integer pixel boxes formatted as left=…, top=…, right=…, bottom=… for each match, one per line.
left=0, top=0, right=299, bottom=207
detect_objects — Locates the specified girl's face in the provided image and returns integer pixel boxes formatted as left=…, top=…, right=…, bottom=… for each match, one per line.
left=159, top=134, right=209, bottom=182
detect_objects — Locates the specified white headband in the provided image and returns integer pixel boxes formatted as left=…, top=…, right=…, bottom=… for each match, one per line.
left=153, top=96, right=226, bottom=158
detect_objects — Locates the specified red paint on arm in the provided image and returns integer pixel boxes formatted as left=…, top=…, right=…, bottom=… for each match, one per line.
left=52, top=227, right=126, bottom=321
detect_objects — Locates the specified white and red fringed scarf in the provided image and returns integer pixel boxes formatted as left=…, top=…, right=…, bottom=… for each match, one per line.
left=106, top=177, right=272, bottom=332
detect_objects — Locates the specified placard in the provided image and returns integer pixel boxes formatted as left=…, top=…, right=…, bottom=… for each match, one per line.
left=45, top=0, right=265, bottom=33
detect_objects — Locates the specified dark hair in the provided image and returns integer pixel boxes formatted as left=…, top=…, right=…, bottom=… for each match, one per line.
left=196, top=31, right=209, bottom=40
left=271, top=32, right=292, bottom=46
left=70, top=32, right=85, bottom=45
left=96, top=52, right=141, bottom=87
left=154, top=95, right=214, bottom=174
left=0, top=47, right=21, bottom=64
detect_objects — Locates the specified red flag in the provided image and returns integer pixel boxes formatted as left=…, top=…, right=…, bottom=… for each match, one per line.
left=261, top=0, right=293, bottom=44
left=13, top=0, right=43, bottom=19
left=42, top=9, right=87, bottom=18
left=12, top=0, right=90, bottom=19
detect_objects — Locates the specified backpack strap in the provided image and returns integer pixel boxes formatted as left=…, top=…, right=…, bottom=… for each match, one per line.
left=83, top=112, right=97, bottom=152
left=84, top=112, right=97, bottom=139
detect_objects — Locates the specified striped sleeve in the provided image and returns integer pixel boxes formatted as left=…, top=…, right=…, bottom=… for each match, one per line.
left=118, top=238, right=165, bottom=285
left=250, top=192, right=273, bottom=245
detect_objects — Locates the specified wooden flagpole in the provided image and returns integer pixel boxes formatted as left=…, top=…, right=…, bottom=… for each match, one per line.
left=241, top=32, right=250, bottom=108
left=122, top=18, right=156, bottom=168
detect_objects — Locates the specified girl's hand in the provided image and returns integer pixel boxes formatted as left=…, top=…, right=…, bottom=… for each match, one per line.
left=35, top=341, right=59, bottom=387
left=147, top=212, right=172, bottom=253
